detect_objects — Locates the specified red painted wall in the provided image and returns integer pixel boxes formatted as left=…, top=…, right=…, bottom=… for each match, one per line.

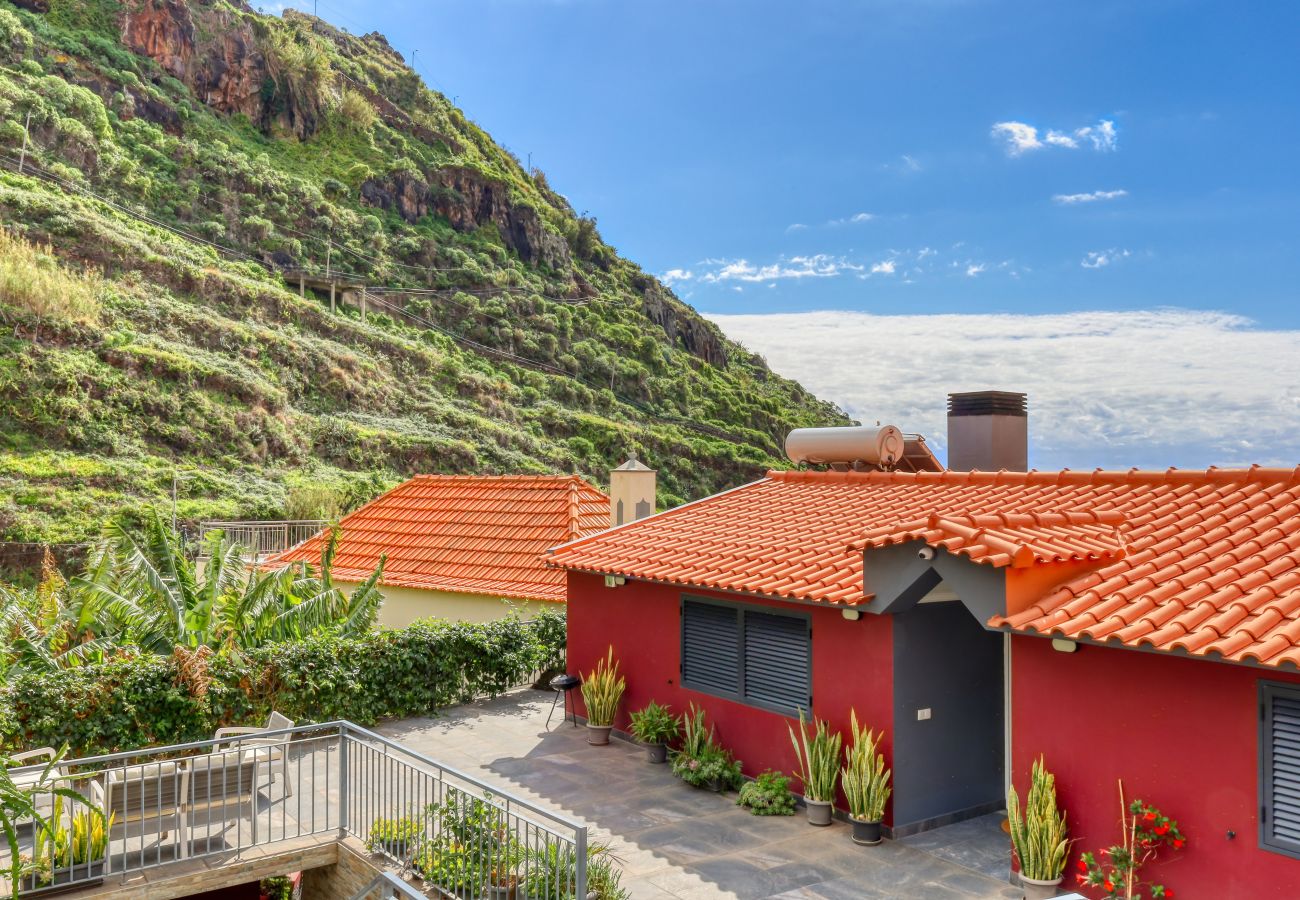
left=566, top=572, right=895, bottom=818
left=1011, top=635, right=1300, bottom=898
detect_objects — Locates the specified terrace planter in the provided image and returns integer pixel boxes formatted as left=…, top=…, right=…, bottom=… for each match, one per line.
left=1018, top=873, right=1063, bottom=900
left=850, top=818, right=883, bottom=846
left=19, top=861, right=106, bottom=897
left=585, top=724, right=612, bottom=745
left=804, top=799, right=833, bottom=826
left=644, top=742, right=668, bottom=764
left=705, top=776, right=723, bottom=792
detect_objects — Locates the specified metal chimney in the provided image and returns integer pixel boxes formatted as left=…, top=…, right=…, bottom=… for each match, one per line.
left=946, top=391, right=1028, bottom=472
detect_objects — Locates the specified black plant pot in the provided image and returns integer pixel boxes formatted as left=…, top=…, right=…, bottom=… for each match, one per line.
left=645, top=742, right=668, bottom=764
left=705, top=777, right=723, bottom=792
left=19, top=860, right=106, bottom=897
left=851, top=818, right=883, bottom=846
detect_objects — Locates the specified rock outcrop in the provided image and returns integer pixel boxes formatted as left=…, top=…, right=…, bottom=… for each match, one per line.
left=120, top=0, right=267, bottom=124
left=636, top=278, right=729, bottom=368
left=359, top=166, right=571, bottom=271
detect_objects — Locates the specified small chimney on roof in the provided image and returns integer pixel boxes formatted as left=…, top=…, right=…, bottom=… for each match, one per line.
left=947, top=391, right=1028, bottom=472
left=610, top=455, right=656, bottom=527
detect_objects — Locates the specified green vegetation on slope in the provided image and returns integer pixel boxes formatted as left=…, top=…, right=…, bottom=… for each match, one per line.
left=0, top=0, right=846, bottom=548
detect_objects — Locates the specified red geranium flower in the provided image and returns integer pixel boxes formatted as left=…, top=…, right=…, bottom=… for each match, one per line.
left=1166, top=891, right=1174, bottom=898
left=1144, top=811, right=1157, bottom=822
left=1173, top=838, right=1184, bottom=848
left=1104, top=879, right=1115, bottom=892
left=1078, top=859, right=1088, bottom=872
left=1155, top=823, right=1169, bottom=835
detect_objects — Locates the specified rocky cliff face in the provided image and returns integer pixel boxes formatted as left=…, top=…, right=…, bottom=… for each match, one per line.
left=359, top=167, right=571, bottom=271
left=120, top=0, right=268, bottom=125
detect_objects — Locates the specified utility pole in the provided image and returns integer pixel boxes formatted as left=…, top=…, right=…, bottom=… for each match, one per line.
left=411, top=49, right=418, bottom=69
left=18, top=111, right=31, bottom=175
left=325, top=239, right=331, bottom=279
left=527, top=152, right=532, bottom=176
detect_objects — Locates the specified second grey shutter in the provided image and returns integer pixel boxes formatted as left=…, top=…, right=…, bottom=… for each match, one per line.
left=682, top=600, right=740, bottom=695
left=1269, top=689, right=1300, bottom=851
left=743, top=611, right=810, bottom=712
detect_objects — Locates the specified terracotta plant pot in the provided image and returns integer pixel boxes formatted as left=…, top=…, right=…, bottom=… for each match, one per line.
left=586, top=724, right=612, bottom=745
left=805, top=799, right=833, bottom=826
left=645, top=742, right=668, bottom=764
left=850, top=818, right=883, bottom=845
left=1018, top=873, right=1063, bottom=900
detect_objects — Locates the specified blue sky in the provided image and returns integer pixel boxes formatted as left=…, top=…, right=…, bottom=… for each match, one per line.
left=288, top=0, right=1300, bottom=468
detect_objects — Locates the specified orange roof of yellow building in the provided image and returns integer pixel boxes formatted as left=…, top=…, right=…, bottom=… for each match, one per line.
left=270, top=474, right=609, bottom=603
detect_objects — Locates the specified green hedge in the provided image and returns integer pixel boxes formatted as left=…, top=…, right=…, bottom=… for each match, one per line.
left=1, top=611, right=566, bottom=758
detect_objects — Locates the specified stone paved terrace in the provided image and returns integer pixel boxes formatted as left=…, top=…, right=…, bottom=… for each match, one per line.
left=375, top=690, right=1023, bottom=900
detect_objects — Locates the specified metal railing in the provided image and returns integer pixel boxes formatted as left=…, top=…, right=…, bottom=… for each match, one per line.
left=2, top=722, right=587, bottom=899
left=196, top=520, right=328, bottom=561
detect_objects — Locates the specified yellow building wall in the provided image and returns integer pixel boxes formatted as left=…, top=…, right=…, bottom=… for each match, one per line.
left=336, top=581, right=557, bottom=627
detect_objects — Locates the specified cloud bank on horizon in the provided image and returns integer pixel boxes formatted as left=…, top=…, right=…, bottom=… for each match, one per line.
left=707, top=308, right=1300, bottom=471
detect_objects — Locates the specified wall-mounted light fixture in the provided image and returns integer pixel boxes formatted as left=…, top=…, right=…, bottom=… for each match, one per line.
left=842, top=608, right=862, bottom=621
left=603, top=575, right=626, bottom=588
left=1051, top=638, right=1078, bottom=653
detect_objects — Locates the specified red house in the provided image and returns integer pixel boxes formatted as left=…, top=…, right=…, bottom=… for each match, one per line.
left=549, top=392, right=1300, bottom=897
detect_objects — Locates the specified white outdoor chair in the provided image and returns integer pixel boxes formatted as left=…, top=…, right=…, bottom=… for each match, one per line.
left=5, top=747, right=63, bottom=819
left=212, top=711, right=295, bottom=798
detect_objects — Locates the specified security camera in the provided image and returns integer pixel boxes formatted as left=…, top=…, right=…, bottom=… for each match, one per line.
left=917, top=546, right=935, bottom=561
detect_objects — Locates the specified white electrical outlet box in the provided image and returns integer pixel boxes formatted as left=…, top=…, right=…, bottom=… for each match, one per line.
left=917, top=708, right=931, bottom=721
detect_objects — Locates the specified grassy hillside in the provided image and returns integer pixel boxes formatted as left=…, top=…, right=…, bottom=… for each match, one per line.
left=0, top=0, right=846, bottom=549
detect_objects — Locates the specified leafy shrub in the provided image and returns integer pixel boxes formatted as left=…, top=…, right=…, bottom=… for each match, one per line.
left=336, top=87, right=377, bottom=133
left=0, top=228, right=101, bottom=324
left=737, top=770, right=796, bottom=816
left=2, top=611, right=566, bottom=757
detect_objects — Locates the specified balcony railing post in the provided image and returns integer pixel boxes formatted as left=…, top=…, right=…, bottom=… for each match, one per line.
left=337, top=725, right=349, bottom=839
left=575, top=823, right=588, bottom=899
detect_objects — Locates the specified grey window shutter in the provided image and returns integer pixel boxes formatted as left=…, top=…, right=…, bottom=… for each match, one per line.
left=743, top=611, right=811, bottom=712
left=682, top=600, right=740, bottom=695
left=1265, top=684, right=1300, bottom=855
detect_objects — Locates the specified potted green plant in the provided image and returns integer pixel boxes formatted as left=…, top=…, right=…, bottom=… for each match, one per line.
left=2, top=746, right=97, bottom=894
left=24, top=800, right=114, bottom=892
left=788, top=709, right=842, bottom=826
left=669, top=705, right=742, bottom=791
left=365, top=816, right=423, bottom=859
left=737, top=770, right=796, bottom=816
left=629, top=701, right=680, bottom=763
left=1007, top=756, right=1070, bottom=899
left=580, top=647, right=626, bottom=745
left=841, top=710, right=890, bottom=845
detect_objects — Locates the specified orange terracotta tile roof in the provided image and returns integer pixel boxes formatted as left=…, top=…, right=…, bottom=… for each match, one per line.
left=268, top=475, right=609, bottom=602
left=547, top=466, right=1300, bottom=668
left=851, top=510, right=1128, bottom=568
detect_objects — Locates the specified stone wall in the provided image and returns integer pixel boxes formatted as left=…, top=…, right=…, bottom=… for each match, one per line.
left=300, top=838, right=388, bottom=900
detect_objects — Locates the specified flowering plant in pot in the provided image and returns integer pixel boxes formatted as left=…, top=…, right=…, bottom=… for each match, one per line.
left=1075, top=782, right=1184, bottom=900
left=629, top=701, right=680, bottom=763
left=670, top=705, right=742, bottom=791
left=25, top=800, right=115, bottom=891
left=580, top=646, right=626, bottom=745
left=788, top=709, right=842, bottom=826
left=1007, top=756, right=1069, bottom=899
left=841, top=710, right=890, bottom=846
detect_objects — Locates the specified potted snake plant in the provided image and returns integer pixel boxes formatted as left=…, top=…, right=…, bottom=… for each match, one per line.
left=629, top=701, right=680, bottom=763
left=841, top=710, right=891, bottom=846
left=788, top=709, right=842, bottom=826
left=24, top=799, right=114, bottom=893
left=580, top=646, right=626, bottom=745
left=1007, top=756, right=1070, bottom=900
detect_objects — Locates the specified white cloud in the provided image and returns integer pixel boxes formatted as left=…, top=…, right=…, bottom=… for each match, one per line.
left=870, top=259, right=897, bottom=275
left=696, top=254, right=859, bottom=284
left=992, top=118, right=1119, bottom=156
left=901, top=154, right=922, bottom=172
left=707, top=308, right=1300, bottom=469
left=1054, top=189, right=1128, bottom=205
left=1081, top=248, right=1131, bottom=269
left=991, top=121, right=1044, bottom=155
left=966, top=263, right=986, bottom=277
left=828, top=212, right=875, bottom=226
left=661, top=268, right=693, bottom=285
left=785, top=223, right=808, bottom=233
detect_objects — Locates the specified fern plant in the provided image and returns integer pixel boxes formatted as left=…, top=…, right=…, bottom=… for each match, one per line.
left=787, top=709, right=842, bottom=803
left=840, top=709, right=890, bottom=822
left=1007, top=756, right=1070, bottom=882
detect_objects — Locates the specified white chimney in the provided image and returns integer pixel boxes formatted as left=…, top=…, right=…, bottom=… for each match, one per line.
left=610, top=455, right=656, bottom=527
